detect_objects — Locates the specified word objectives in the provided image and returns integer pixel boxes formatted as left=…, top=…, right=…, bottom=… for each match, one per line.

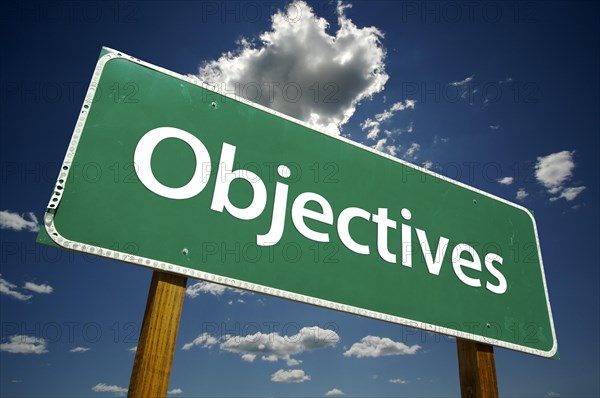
left=134, top=127, right=507, bottom=295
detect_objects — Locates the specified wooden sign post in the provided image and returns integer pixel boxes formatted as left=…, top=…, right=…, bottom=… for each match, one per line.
left=128, top=271, right=187, bottom=398
left=457, top=338, right=499, bottom=398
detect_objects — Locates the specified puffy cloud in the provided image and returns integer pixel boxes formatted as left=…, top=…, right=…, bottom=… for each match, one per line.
left=404, top=142, right=420, bottom=159
left=550, top=186, right=586, bottom=202
left=389, top=378, right=408, bottom=384
left=23, top=282, right=53, bottom=294
left=198, top=1, right=388, bottom=134
left=362, top=118, right=380, bottom=140
left=182, top=326, right=338, bottom=365
left=497, top=176, right=514, bottom=185
left=181, top=332, right=219, bottom=351
left=371, top=137, right=399, bottom=157
left=325, top=388, right=345, bottom=396
left=535, top=151, right=575, bottom=193
left=343, top=335, right=420, bottom=358
left=271, top=369, right=310, bottom=383
left=516, top=188, right=528, bottom=201
left=0, top=210, right=39, bottom=232
left=422, top=160, right=433, bottom=170
left=168, top=388, right=183, bottom=395
left=70, top=347, right=90, bottom=353
left=91, top=383, right=127, bottom=396
left=0, top=275, right=32, bottom=301
left=0, top=335, right=48, bottom=354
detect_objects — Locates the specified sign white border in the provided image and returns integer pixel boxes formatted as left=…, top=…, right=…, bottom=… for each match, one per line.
left=43, top=47, right=557, bottom=358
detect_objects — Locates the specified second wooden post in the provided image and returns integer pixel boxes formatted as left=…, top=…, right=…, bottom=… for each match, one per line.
left=128, top=270, right=187, bottom=398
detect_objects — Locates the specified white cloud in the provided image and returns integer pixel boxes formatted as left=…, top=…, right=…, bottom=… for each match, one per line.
left=497, top=176, right=514, bottom=185
left=0, top=335, right=48, bottom=354
left=404, top=142, right=420, bottom=159
left=128, top=346, right=137, bottom=353
left=362, top=100, right=415, bottom=140
left=498, top=77, right=513, bottom=84
left=91, top=383, right=127, bottom=396
left=185, top=281, right=227, bottom=298
left=516, top=188, right=528, bottom=201
left=371, top=137, right=399, bottom=157
left=198, top=0, right=388, bottom=135
left=70, top=347, right=90, bottom=353
left=389, top=378, right=408, bottom=384
left=422, top=160, right=433, bottom=170
left=185, top=281, right=251, bottom=298
left=271, top=369, right=310, bottom=383
left=0, top=275, right=32, bottom=301
left=535, top=150, right=575, bottom=193
left=183, top=326, right=338, bottom=365
left=325, top=388, right=345, bottom=396
left=168, top=388, right=183, bottom=395
left=450, top=75, right=474, bottom=86
left=343, top=335, right=420, bottom=358
left=550, top=186, right=586, bottom=202
left=547, top=392, right=560, bottom=397
left=181, top=332, right=219, bottom=351
left=361, top=118, right=380, bottom=140
left=489, top=125, right=500, bottom=130
left=23, top=282, right=54, bottom=294
left=0, top=210, right=39, bottom=232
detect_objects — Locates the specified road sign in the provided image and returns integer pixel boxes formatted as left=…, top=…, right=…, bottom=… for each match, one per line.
left=38, top=47, right=557, bottom=357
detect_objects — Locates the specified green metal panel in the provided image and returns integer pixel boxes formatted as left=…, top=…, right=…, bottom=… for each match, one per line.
left=37, top=48, right=556, bottom=357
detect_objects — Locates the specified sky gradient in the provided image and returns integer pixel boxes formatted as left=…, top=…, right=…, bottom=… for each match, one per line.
left=1, top=1, right=599, bottom=397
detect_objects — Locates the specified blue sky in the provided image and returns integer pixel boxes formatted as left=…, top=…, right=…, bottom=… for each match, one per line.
left=1, top=1, right=599, bottom=397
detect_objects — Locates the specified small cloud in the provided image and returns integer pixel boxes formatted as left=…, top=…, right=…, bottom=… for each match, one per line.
left=547, top=392, right=560, bottom=397
left=497, top=176, right=514, bottom=185
left=271, top=369, right=310, bottom=383
left=363, top=99, right=415, bottom=140
left=0, top=335, right=48, bottom=354
left=489, top=125, right=500, bottom=130
left=371, top=137, right=399, bottom=157
left=516, top=188, right=528, bottom=201
left=181, top=332, right=219, bottom=351
left=498, top=77, right=513, bottom=84
left=343, top=335, right=420, bottom=358
left=91, top=383, right=127, bottom=396
left=128, top=346, right=137, bottom=353
left=11, top=380, right=22, bottom=383
left=23, top=282, right=54, bottom=294
left=185, top=281, right=251, bottom=299
left=325, top=388, right=345, bottom=396
left=389, top=378, right=408, bottom=384
left=422, top=160, right=433, bottom=170
left=0, top=210, right=39, bottom=232
left=0, top=275, right=32, bottom=301
left=168, top=388, right=183, bottom=395
left=450, top=75, right=474, bottom=87
left=535, top=150, right=575, bottom=193
left=70, top=347, right=90, bottom=353
left=404, top=142, right=420, bottom=160
left=550, top=186, right=586, bottom=202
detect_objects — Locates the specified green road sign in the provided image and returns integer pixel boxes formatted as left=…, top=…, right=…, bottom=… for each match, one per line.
left=38, top=47, right=557, bottom=357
